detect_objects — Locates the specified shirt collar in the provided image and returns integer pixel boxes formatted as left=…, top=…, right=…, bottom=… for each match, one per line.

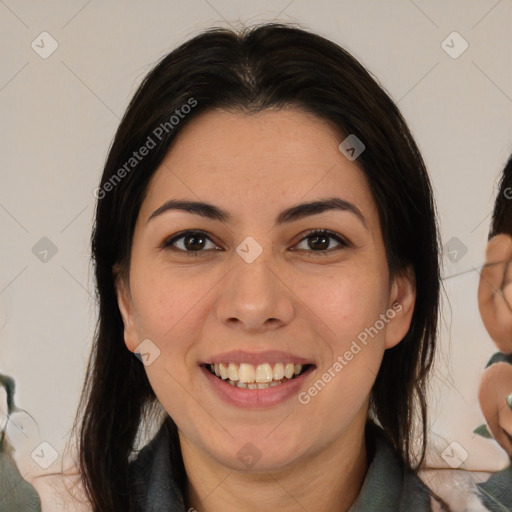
left=129, top=419, right=433, bottom=511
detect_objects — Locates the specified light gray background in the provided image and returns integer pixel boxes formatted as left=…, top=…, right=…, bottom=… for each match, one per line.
left=0, top=0, right=511, bottom=478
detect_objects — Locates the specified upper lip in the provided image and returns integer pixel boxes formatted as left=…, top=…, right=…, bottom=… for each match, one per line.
left=202, top=350, right=315, bottom=366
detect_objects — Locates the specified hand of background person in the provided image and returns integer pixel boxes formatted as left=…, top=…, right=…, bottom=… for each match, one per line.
left=478, top=234, right=512, bottom=355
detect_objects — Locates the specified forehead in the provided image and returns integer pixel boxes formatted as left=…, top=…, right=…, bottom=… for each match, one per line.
left=140, top=108, right=378, bottom=228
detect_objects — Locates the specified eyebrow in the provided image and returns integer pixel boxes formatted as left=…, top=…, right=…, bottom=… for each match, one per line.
left=147, top=197, right=367, bottom=228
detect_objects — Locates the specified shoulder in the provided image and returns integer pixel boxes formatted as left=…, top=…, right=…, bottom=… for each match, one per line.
left=476, top=463, right=512, bottom=512
left=128, top=420, right=187, bottom=512
left=1, top=439, right=92, bottom=512
left=349, top=421, right=436, bottom=512
left=0, top=450, right=42, bottom=511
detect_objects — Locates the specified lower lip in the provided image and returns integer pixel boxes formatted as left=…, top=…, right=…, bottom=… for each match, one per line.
left=200, top=365, right=315, bottom=408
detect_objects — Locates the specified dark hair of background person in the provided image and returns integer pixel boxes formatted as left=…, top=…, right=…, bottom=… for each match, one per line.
left=490, top=153, right=512, bottom=238
left=71, top=23, right=441, bottom=511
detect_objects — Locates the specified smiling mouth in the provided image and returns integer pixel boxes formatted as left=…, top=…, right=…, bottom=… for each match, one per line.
left=203, top=362, right=313, bottom=389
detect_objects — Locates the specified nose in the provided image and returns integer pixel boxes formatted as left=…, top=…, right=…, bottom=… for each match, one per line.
left=215, top=245, right=295, bottom=332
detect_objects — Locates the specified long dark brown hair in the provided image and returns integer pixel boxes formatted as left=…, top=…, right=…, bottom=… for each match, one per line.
left=72, top=22, right=441, bottom=510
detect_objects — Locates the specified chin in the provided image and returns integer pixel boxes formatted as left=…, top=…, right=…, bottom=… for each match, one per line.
left=206, top=429, right=313, bottom=472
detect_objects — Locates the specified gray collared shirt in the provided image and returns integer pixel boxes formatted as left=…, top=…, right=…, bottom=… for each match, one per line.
left=129, top=419, right=435, bottom=511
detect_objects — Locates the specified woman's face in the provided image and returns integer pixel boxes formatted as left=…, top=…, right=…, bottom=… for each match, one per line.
left=116, top=108, right=415, bottom=471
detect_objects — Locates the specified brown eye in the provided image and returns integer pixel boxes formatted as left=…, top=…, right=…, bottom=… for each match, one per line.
left=294, top=229, right=350, bottom=256
left=163, top=230, right=219, bottom=255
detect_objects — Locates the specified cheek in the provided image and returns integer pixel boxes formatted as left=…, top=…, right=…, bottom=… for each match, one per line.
left=300, top=266, right=390, bottom=345
left=132, top=268, right=207, bottom=416
left=130, top=265, right=209, bottom=342
left=293, top=267, right=390, bottom=419
left=299, top=276, right=389, bottom=430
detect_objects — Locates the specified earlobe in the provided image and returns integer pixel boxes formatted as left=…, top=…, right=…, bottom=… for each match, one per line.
left=384, top=267, right=416, bottom=349
left=114, top=272, right=138, bottom=353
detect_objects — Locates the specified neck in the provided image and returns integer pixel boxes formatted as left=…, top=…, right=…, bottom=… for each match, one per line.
left=181, top=414, right=370, bottom=512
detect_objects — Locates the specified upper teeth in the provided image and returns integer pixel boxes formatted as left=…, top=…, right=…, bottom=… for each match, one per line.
left=210, top=362, right=303, bottom=383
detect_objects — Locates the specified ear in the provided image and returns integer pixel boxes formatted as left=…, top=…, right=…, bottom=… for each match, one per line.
left=384, top=266, right=416, bottom=350
left=478, top=234, right=512, bottom=354
left=114, top=267, right=139, bottom=353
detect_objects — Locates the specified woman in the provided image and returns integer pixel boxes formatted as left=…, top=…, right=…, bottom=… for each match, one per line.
left=73, top=23, right=443, bottom=511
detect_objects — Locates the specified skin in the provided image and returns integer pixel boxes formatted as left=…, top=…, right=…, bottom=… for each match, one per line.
left=479, top=363, right=512, bottom=456
left=116, top=108, right=416, bottom=512
left=478, top=233, right=512, bottom=455
left=478, top=234, right=512, bottom=354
